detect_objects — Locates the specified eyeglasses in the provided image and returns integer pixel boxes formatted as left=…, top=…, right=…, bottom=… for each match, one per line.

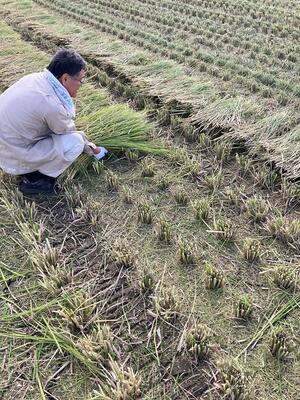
left=70, top=75, right=85, bottom=85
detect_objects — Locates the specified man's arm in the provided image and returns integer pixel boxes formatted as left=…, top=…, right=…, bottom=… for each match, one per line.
left=43, top=100, right=98, bottom=155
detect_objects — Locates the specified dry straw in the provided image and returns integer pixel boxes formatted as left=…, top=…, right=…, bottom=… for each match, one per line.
left=193, top=97, right=257, bottom=130
left=240, top=293, right=300, bottom=357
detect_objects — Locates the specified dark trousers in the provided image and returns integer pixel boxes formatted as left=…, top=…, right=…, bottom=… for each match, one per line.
left=22, top=171, right=55, bottom=183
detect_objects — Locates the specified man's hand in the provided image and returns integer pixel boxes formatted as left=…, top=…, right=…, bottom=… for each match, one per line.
left=94, top=146, right=108, bottom=160
left=84, top=142, right=99, bottom=156
left=92, top=146, right=101, bottom=155
left=84, top=142, right=108, bottom=159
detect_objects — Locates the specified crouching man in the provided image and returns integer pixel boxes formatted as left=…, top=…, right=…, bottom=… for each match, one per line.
left=0, top=48, right=106, bottom=194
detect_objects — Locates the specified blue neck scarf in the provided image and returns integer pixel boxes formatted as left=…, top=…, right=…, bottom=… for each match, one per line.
left=43, top=68, right=76, bottom=118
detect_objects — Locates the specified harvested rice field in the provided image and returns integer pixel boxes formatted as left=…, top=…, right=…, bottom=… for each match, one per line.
left=0, top=1, right=300, bottom=399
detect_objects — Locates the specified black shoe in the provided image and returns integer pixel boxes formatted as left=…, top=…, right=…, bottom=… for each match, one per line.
left=19, top=177, right=59, bottom=195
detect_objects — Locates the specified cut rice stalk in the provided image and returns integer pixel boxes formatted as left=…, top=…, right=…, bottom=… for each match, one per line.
left=69, top=104, right=170, bottom=177
left=238, top=110, right=295, bottom=141
left=239, top=293, right=300, bottom=357
left=193, top=97, right=257, bottom=130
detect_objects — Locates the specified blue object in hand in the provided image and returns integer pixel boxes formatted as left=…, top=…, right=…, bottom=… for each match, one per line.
left=94, top=146, right=108, bottom=160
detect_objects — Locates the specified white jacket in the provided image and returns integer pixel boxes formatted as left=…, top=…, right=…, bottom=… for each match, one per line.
left=0, top=71, right=88, bottom=175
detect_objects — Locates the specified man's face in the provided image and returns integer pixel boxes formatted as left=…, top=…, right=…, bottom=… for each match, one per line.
left=59, top=69, right=85, bottom=98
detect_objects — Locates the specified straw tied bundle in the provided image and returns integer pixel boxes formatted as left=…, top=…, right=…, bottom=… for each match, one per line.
left=70, top=104, right=169, bottom=176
